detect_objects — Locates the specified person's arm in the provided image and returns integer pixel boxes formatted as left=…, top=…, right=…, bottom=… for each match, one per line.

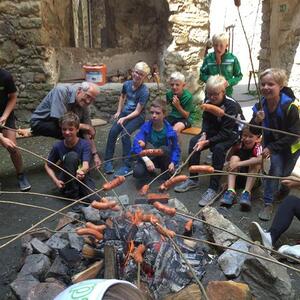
left=44, top=162, right=64, bottom=189
left=227, top=56, right=243, bottom=87
left=199, top=55, right=210, bottom=83
left=0, top=92, right=17, bottom=126
left=281, top=179, right=300, bottom=189
left=114, top=93, right=126, bottom=119
left=229, top=156, right=262, bottom=171
left=117, top=102, right=144, bottom=125
left=172, top=95, right=189, bottom=119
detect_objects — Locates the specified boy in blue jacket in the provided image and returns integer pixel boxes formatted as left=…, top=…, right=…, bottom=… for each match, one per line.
left=131, top=99, right=180, bottom=179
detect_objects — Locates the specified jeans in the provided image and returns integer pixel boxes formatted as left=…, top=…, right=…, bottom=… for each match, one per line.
left=30, top=118, right=63, bottom=139
left=269, top=195, right=300, bottom=244
left=133, top=145, right=172, bottom=179
left=104, top=112, right=145, bottom=167
left=188, top=134, right=236, bottom=191
left=263, top=149, right=300, bottom=205
left=59, top=151, right=98, bottom=202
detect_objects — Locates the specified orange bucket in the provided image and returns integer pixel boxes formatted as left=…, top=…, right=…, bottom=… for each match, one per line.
left=83, top=64, right=107, bottom=86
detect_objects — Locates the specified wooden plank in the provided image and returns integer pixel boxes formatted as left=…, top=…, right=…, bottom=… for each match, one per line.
left=104, top=245, right=117, bottom=279
left=71, top=260, right=104, bottom=283
left=181, top=127, right=201, bottom=136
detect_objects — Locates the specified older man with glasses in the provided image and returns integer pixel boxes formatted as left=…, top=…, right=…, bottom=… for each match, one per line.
left=30, top=82, right=101, bottom=167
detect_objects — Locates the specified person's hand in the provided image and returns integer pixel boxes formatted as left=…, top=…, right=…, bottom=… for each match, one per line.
left=55, top=179, right=65, bottom=189
left=262, top=147, right=271, bottom=159
left=145, top=160, right=155, bottom=172
left=0, top=135, right=16, bottom=150
left=93, top=153, right=101, bottom=168
left=113, top=112, right=120, bottom=120
left=229, top=161, right=240, bottom=171
left=281, top=179, right=300, bottom=189
left=193, top=139, right=209, bottom=151
left=0, top=116, right=7, bottom=126
left=255, top=110, right=265, bottom=123
left=168, top=162, right=175, bottom=173
left=76, top=169, right=86, bottom=181
left=84, top=125, right=96, bottom=139
left=216, top=54, right=222, bottom=65
left=172, top=95, right=181, bottom=109
left=117, top=117, right=126, bottom=126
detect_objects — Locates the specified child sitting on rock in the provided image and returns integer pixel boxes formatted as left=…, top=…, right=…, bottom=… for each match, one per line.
left=45, top=112, right=97, bottom=203
left=220, top=124, right=262, bottom=211
left=131, top=99, right=180, bottom=180
left=166, top=71, right=196, bottom=136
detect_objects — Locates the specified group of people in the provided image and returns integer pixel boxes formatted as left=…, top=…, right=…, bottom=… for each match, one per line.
left=1, top=32, right=300, bottom=251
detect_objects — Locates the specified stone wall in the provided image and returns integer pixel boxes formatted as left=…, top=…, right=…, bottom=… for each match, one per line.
left=259, top=0, right=300, bottom=97
left=0, top=0, right=210, bottom=122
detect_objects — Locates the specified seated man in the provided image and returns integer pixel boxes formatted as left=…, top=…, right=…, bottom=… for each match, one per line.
left=131, top=99, right=180, bottom=180
left=175, top=75, right=240, bottom=206
left=44, top=112, right=98, bottom=202
left=30, top=82, right=101, bottom=167
left=0, top=68, right=31, bottom=191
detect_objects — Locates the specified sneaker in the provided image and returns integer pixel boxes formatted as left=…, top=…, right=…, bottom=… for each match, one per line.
left=17, top=174, right=31, bottom=192
left=239, top=191, right=252, bottom=211
left=198, top=188, right=217, bottom=206
left=174, top=179, right=198, bottom=193
left=220, top=190, right=237, bottom=206
left=278, top=244, right=300, bottom=259
left=104, top=161, right=114, bottom=174
left=249, top=221, right=273, bottom=248
left=258, top=204, right=273, bottom=221
left=114, top=166, right=133, bottom=177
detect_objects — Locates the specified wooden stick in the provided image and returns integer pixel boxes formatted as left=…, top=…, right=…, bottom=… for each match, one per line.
left=137, top=262, right=141, bottom=289
left=176, top=234, right=300, bottom=273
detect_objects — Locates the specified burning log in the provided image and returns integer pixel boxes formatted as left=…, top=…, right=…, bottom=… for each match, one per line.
left=71, top=260, right=104, bottom=283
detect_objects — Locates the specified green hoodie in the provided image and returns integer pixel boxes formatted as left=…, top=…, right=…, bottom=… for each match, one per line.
left=200, top=51, right=243, bottom=96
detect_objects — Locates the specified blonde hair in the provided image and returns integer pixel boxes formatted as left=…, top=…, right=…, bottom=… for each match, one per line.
left=170, top=71, right=185, bottom=83
left=134, top=61, right=150, bottom=75
left=212, top=33, right=229, bottom=45
left=259, top=68, right=287, bottom=87
left=206, top=75, right=227, bottom=91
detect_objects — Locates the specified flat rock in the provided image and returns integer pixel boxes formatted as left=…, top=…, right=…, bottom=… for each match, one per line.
left=46, top=256, right=69, bottom=282
left=81, top=205, right=100, bottom=222
left=19, top=254, right=51, bottom=280
left=241, top=244, right=294, bottom=299
left=46, top=233, right=69, bottom=250
left=218, top=239, right=251, bottom=278
left=207, top=280, right=252, bottom=300
left=30, top=238, right=52, bottom=256
left=168, top=198, right=189, bottom=213
left=26, top=281, right=66, bottom=300
left=10, top=274, right=39, bottom=300
left=201, top=206, right=248, bottom=248
left=68, top=231, right=84, bottom=251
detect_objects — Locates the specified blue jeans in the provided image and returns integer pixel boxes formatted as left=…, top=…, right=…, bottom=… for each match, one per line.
left=264, top=149, right=300, bottom=205
left=104, top=112, right=144, bottom=167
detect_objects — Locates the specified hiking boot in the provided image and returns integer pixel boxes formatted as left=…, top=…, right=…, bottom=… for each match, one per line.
left=258, top=204, right=273, bottom=221
left=249, top=221, right=272, bottom=248
left=220, top=190, right=237, bottom=207
left=278, top=244, right=300, bottom=259
left=114, top=166, right=133, bottom=177
left=174, top=179, right=198, bottom=193
left=239, top=191, right=252, bottom=211
left=198, top=188, right=217, bottom=207
left=103, top=161, right=114, bottom=174
left=17, top=173, right=31, bottom=192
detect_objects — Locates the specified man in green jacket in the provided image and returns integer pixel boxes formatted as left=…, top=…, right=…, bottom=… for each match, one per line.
left=200, top=33, right=243, bottom=97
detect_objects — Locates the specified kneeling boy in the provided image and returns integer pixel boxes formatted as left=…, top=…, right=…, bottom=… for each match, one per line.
left=131, top=99, right=180, bottom=180
left=220, top=124, right=262, bottom=210
left=45, top=112, right=97, bottom=202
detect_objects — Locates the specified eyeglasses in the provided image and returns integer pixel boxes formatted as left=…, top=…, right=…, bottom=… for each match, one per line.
left=133, top=70, right=146, bottom=77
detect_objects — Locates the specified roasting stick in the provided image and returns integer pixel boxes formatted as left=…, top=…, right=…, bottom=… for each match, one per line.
left=137, top=263, right=141, bottom=289
left=0, top=185, right=107, bottom=250
left=176, top=234, right=300, bottom=274
left=171, top=148, right=197, bottom=179
left=154, top=222, right=209, bottom=300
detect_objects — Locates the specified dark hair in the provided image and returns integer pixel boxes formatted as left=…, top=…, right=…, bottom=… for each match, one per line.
left=59, top=112, right=80, bottom=129
left=245, top=118, right=262, bottom=136
left=150, top=98, right=167, bottom=114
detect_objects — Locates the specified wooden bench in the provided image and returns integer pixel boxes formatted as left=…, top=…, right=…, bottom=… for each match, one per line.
left=181, top=127, right=201, bottom=136
left=16, top=118, right=107, bottom=139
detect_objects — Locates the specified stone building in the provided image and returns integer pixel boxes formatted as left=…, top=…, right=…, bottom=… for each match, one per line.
left=260, top=0, right=300, bottom=96
left=0, top=0, right=209, bottom=120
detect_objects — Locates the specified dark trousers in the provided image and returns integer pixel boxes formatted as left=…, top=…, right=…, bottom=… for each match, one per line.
left=188, top=134, right=236, bottom=191
left=104, top=112, right=144, bottom=167
left=133, top=145, right=171, bottom=179
left=30, top=118, right=63, bottom=139
left=59, top=151, right=97, bottom=202
left=269, top=195, right=300, bottom=244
